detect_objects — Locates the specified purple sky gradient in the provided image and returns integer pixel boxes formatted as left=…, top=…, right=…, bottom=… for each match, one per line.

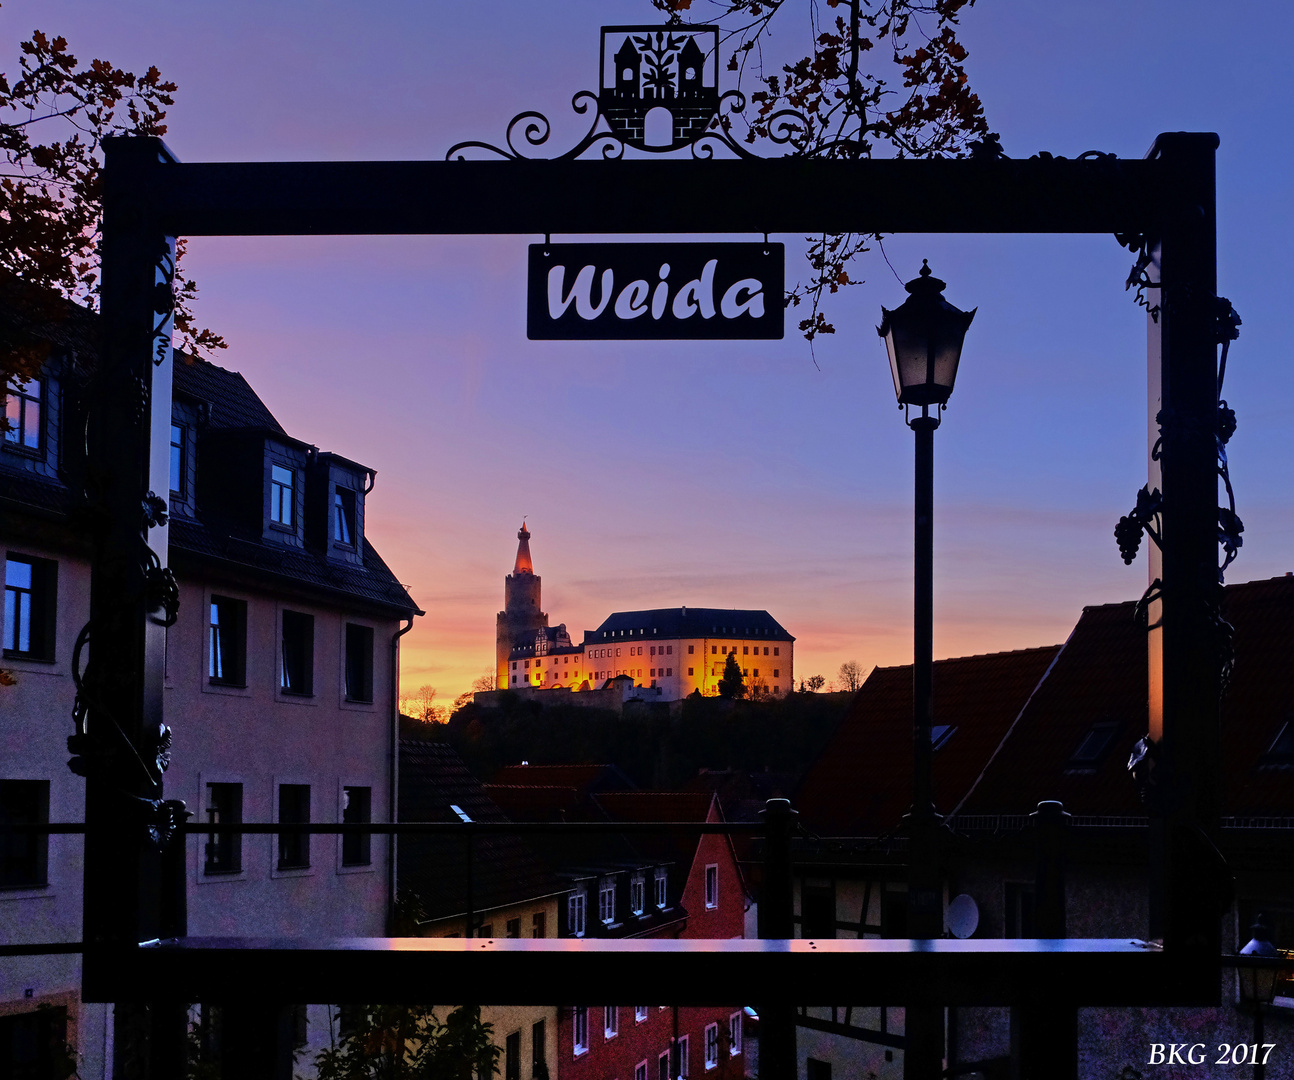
left=7, top=1, right=1292, bottom=699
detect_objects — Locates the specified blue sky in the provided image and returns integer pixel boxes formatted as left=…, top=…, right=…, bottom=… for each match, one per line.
left=7, top=0, right=1292, bottom=697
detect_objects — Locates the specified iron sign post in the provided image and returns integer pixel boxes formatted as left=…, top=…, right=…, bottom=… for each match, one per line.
left=85, top=52, right=1225, bottom=1076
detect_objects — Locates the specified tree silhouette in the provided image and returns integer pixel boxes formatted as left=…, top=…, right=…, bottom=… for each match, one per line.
left=717, top=651, right=746, bottom=699
left=838, top=660, right=866, bottom=692
left=651, top=0, right=991, bottom=348
left=312, top=1004, right=498, bottom=1080
left=1, top=28, right=225, bottom=407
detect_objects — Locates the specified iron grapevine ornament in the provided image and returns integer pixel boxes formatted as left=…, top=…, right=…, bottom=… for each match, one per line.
left=446, top=24, right=807, bottom=161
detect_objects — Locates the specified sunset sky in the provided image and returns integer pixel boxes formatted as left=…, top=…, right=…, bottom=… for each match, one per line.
left=7, top=1, right=1293, bottom=700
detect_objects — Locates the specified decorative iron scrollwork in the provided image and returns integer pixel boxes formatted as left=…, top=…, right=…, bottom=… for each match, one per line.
left=1114, top=485, right=1162, bottom=565
left=142, top=543, right=180, bottom=627
left=150, top=237, right=177, bottom=367
left=142, top=490, right=169, bottom=530
left=446, top=24, right=807, bottom=162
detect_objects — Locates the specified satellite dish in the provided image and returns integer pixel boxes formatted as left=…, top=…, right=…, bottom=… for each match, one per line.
left=946, top=894, right=979, bottom=939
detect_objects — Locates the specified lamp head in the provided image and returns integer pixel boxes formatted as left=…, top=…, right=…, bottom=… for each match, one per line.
left=877, top=260, right=976, bottom=409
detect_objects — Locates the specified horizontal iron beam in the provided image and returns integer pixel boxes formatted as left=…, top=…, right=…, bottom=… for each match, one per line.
left=86, top=937, right=1213, bottom=1008
left=110, top=151, right=1166, bottom=238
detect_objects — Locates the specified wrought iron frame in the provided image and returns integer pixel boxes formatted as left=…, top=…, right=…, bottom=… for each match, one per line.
left=76, top=113, right=1229, bottom=1077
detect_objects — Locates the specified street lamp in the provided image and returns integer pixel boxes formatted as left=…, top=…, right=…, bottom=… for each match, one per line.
left=878, top=261, right=974, bottom=1080
left=877, top=260, right=975, bottom=832
left=1237, top=915, right=1280, bottom=1080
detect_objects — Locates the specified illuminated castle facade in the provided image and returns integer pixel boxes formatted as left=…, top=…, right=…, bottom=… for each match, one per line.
left=494, top=524, right=794, bottom=700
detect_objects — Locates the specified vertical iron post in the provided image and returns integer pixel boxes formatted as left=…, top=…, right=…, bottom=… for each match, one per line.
left=905, top=412, right=944, bottom=1080
left=1143, top=133, right=1223, bottom=974
left=90, top=137, right=186, bottom=1080
left=1013, top=801, right=1075, bottom=1080
left=758, top=798, right=796, bottom=1077
left=85, top=135, right=176, bottom=959
left=465, top=826, right=475, bottom=938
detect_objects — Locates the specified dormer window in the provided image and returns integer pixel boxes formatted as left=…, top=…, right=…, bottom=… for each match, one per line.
left=270, top=465, right=294, bottom=527
left=333, top=489, right=355, bottom=545
left=3, top=377, right=42, bottom=452
left=170, top=424, right=186, bottom=496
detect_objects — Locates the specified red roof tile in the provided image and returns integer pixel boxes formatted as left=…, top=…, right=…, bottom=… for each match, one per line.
left=955, top=575, right=1294, bottom=818
left=794, top=645, right=1062, bottom=834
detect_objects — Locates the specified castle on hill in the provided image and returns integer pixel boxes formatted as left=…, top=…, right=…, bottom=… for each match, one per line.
left=494, top=523, right=794, bottom=701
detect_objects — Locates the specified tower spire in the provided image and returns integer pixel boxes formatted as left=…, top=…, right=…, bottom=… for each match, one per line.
left=513, top=519, right=534, bottom=575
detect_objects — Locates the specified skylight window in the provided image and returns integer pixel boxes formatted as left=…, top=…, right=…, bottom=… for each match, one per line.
left=1262, top=720, right=1294, bottom=766
left=1068, top=721, right=1120, bottom=767
left=930, top=725, right=957, bottom=752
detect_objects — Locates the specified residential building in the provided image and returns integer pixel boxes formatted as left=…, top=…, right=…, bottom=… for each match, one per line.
left=786, top=576, right=1294, bottom=1079
left=396, top=739, right=565, bottom=1076
left=493, top=523, right=793, bottom=700
left=485, top=768, right=752, bottom=1078
left=2, top=329, right=420, bottom=1076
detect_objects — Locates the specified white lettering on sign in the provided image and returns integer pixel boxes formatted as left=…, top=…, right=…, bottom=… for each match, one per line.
left=547, top=260, right=765, bottom=324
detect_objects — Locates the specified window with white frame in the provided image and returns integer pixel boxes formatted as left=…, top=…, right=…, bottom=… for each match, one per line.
left=3, top=377, right=42, bottom=451
left=635, top=1005, right=648, bottom=1023
left=728, top=1011, right=742, bottom=1055
left=678, top=1034, right=689, bottom=1077
left=704, top=1023, right=719, bottom=1069
left=604, top=1005, right=618, bottom=1039
left=572, top=1006, right=588, bottom=1055
left=654, top=866, right=668, bottom=908
left=567, top=891, right=586, bottom=937
left=635, top=1061, right=648, bottom=1080
left=630, top=873, right=645, bottom=915
left=705, top=864, right=718, bottom=909
left=270, top=464, right=294, bottom=526
left=599, top=879, right=616, bottom=923
left=658, top=1050, right=671, bottom=1080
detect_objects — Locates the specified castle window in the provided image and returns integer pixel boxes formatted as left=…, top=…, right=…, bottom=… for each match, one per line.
left=689, top=645, right=694, bottom=654
left=773, top=647, right=780, bottom=656
left=667, top=646, right=672, bottom=655
left=711, top=646, right=716, bottom=654
left=688, top=668, right=694, bottom=676
left=666, top=668, right=672, bottom=676
left=773, top=669, right=779, bottom=677
left=753, top=669, right=759, bottom=677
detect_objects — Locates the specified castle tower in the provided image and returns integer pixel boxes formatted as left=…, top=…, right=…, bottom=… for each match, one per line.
left=496, top=521, right=548, bottom=688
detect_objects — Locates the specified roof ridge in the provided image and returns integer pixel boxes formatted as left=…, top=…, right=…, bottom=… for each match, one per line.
left=871, top=643, right=1064, bottom=672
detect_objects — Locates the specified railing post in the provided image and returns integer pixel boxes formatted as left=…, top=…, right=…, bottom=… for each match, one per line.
left=220, top=1003, right=294, bottom=1080
left=759, top=798, right=796, bottom=1078
left=1012, top=800, right=1075, bottom=1080
left=465, top=825, right=475, bottom=938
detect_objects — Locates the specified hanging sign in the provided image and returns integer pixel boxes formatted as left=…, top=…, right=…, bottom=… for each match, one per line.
left=527, top=242, right=784, bottom=340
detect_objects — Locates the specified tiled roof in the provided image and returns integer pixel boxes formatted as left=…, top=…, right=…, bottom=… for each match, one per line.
left=169, top=518, right=417, bottom=616
left=398, top=741, right=565, bottom=923
left=172, top=354, right=286, bottom=435
left=961, top=575, right=1294, bottom=817
left=594, top=791, right=720, bottom=868
left=590, top=608, right=794, bottom=642
left=0, top=468, right=71, bottom=518
left=489, top=763, right=635, bottom=793
left=794, top=645, right=1063, bottom=835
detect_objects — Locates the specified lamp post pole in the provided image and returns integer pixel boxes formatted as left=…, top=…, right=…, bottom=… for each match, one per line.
left=878, top=261, right=974, bottom=1080
left=905, top=407, right=945, bottom=1080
